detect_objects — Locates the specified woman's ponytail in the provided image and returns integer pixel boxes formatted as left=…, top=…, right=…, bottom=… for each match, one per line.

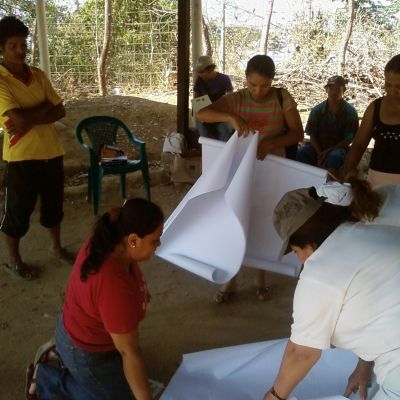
left=348, top=177, right=382, bottom=221
left=79, top=199, right=163, bottom=282
left=80, top=210, right=123, bottom=281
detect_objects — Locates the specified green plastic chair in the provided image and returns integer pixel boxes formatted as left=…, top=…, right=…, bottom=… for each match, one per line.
left=76, top=116, right=151, bottom=215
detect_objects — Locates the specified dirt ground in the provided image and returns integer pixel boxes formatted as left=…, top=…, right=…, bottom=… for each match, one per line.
left=0, top=96, right=297, bottom=399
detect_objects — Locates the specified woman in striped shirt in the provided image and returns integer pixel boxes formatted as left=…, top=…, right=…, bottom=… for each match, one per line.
left=197, top=55, right=304, bottom=303
left=197, top=54, right=303, bottom=159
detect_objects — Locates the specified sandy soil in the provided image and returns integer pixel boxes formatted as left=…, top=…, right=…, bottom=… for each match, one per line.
left=0, top=96, right=297, bottom=399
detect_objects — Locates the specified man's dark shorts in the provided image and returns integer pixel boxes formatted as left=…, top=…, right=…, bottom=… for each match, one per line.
left=0, top=156, right=64, bottom=238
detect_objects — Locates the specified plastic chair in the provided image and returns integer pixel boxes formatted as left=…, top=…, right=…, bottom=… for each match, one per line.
left=76, top=116, right=151, bottom=215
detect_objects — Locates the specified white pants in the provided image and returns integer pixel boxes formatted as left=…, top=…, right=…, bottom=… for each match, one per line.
left=372, top=366, right=400, bottom=400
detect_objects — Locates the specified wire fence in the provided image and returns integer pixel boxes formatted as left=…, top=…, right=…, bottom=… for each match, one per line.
left=1, top=0, right=399, bottom=105
left=43, top=1, right=267, bottom=99
left=45, top=6, right=179, bottom=98
left=0, top=0, right=270, bottom=98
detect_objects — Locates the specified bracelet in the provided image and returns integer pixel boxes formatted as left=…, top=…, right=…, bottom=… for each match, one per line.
left=270, top=387, right=287, bottom=400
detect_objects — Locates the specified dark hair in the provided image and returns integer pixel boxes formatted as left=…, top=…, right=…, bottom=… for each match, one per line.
left=245, top=55, right=275, bottom=79
left=385, top=54, right=400, bottom=74
left=0, top=16, right=29, bottom=48
left=80, top=198, right=164, bottom=281
left=202, top=64, right=216, bottom=73
left=289, top=177, right=382, bottom=250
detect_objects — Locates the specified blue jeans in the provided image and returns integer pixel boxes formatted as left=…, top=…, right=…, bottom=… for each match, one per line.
left=36, top=315, right=133, bottom=400
left=296, top=142, right=346, bottom=169
left=196, top=120, right=234, bottom=142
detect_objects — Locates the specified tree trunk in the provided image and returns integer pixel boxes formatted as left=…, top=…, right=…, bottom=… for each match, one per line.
left=306, top=0, right=313, bottom=20
left=98, top=0, right=112, bottom=96
left=31, top=19, right=37, bottom=65
left=339, top=0, right=355, bottom=76
left=202, top=15, right=213, bottom=57
left=259, top=0, right=274, bottom=54
left=219, top=0, right=226, bottom=72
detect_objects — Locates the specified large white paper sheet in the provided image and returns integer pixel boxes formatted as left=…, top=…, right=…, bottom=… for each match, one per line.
left=161, top=338, right=378, bottom=400
left=157, top=134, right=327, bottom=283
left=157, top=134, right=258, bottom=283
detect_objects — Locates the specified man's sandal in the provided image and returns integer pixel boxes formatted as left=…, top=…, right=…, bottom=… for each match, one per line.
left=214, top=290, right=236, bottom=304
left=255, top=286, right=273, bottom=301
left=2, top=262, right=38, bottom=280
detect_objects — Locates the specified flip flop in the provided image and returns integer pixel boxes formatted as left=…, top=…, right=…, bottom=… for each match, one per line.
left=214, top=290, right=236, bottom=304
left=255, top=286, right=273, bottom=301
left=25, top=363, right=37, bottom=400
left=2, top=262, right=38, bottom=280
left=33, top=338, right=58, bottom=367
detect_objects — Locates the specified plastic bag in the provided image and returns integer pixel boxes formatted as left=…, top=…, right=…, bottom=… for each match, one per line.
left=162, top=132, right=186, bottom=154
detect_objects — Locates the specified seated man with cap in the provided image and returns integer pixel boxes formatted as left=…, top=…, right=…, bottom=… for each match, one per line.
left=193, top=55, right=234, bottom=141
left=296, top=75, right=359, bottom=176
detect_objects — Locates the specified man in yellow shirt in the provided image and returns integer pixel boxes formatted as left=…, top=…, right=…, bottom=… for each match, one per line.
left=0, top=16, right=73, bottom=279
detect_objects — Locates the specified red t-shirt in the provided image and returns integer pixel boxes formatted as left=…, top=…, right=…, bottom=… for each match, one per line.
left=62, top=240, right=148, bottom=352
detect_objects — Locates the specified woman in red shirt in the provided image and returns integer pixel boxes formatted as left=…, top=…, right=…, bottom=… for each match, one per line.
left=30, top=198, right=164, bottom=400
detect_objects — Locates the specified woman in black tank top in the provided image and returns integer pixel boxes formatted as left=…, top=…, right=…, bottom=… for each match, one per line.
left=369, top=97, right=400, bottom=174
left=344, top=54, right=400, bottom=187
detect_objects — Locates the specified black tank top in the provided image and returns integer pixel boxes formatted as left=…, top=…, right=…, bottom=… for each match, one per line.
left=369, top=97, right=400, bottom=173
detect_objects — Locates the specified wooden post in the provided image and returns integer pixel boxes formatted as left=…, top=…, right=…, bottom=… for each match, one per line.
left=177, top=0, right=190, bottom=140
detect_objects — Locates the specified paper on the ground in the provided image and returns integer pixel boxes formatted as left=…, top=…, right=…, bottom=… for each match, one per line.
left=160, top=338, right=378, bottom=400
left=156, top=133, right=327, bottom=283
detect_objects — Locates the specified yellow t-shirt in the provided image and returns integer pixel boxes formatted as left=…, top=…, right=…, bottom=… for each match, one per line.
left=0, top=65, right=65, bottom=161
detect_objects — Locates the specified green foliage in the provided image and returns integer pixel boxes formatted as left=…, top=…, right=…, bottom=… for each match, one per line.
left=336, top=0, right=399, bottom=28
left=45, top=0, right=178, bottom=95
left=0, top=0, right=36, bottom=23
left=2, top=0, right=399, bottom=105
left=1, top=0, right=178, bottom=95
left=206, top=18, right=283, bottom=77
left=289, top=15, right=332, bottom=63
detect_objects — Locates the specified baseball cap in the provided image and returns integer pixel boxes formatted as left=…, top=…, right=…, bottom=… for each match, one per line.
left=325, top=75, right=347, bottom=89
left=194, top=55, right=215, bottom=72
left=273, top=188, right=324, bottom=260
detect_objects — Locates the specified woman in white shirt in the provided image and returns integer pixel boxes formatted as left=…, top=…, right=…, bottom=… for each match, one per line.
left=263, top=180, right=400, bottom=400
